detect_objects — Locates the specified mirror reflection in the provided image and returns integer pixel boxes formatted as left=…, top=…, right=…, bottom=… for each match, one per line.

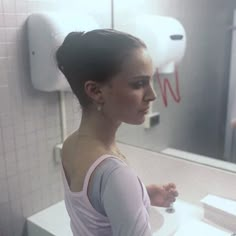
left=114, top=1, right=236, bottom=164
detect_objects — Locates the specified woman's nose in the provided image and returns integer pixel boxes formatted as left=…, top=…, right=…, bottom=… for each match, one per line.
left=145, top=83, right=157, bottom=102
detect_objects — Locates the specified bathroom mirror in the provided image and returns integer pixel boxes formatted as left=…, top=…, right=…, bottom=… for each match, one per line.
left=114, top=1, right=236, bottom=169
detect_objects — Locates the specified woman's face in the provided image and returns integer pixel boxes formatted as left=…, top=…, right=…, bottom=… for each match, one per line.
left=102, top=48, right=157, bottom=125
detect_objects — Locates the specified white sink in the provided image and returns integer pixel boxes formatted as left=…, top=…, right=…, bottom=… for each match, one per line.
left=27, top=200, right=180, bottom=236
left=28, top=199, right=232, bottom=236
left=149, top=205, right=180, bottom=236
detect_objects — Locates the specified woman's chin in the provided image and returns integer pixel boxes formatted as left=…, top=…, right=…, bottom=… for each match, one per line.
left=124, top=117, right=146, bottom=125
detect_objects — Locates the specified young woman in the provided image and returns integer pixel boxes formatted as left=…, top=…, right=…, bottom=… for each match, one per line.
left=56, top=29, right=178, bottom=236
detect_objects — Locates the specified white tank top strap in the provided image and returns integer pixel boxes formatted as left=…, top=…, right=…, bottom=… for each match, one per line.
left=82, top=154, right=115, bottom=192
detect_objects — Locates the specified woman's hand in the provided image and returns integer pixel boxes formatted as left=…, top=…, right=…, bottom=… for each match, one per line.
left=146, top=183, right=178, bottom=208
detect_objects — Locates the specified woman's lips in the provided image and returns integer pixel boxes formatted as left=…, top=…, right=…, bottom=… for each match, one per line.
left=139, top=107, right=150, bottom=113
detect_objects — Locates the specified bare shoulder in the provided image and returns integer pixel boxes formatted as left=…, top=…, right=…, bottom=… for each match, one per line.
left=62, top=131, right=105, bottom=163
left=61, top=131, right=109, bottom=192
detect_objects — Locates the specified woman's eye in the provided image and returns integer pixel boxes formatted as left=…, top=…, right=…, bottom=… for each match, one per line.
left=131, top=80, right=148, bottom=89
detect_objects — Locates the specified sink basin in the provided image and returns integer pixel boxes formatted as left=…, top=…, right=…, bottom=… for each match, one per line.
left=27, top=201, right=181, bottom=236
left=149, top=205, right=180, bottom=236
left=27, top=199, right=196, bottom=236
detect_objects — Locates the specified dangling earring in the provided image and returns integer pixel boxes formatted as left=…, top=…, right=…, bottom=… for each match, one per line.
left=97, top=105, right=102, bottom=112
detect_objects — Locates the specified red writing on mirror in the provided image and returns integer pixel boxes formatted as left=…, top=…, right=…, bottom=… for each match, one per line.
left=155, top=66, right=181, bottom=107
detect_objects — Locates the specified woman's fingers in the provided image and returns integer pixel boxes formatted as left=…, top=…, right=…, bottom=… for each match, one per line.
left=163, top=183, right=176, bottom=191
left=169, top=188, right=179, bottom=197
left=163, top=183, right=178, bottom=197
left=161, top=183, right=178, bottom=207
left=163, top=197, right=176, bottom=207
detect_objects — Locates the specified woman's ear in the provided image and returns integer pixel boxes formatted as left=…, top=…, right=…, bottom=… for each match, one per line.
left=84, top=80, right=105, bottom=104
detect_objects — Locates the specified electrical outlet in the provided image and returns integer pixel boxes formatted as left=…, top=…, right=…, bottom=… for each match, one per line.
left=144, top=112, right=160, bottom=129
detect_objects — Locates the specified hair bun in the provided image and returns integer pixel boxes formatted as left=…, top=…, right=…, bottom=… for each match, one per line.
left=56, top=31, right=85, bottom=74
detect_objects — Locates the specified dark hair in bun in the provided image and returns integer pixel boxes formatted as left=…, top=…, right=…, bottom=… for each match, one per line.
left=56, top=29, right=146, bottom=108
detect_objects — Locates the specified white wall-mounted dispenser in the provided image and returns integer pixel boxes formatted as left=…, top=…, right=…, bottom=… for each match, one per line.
left=117, top=15, right=187, bottom=74
left=27, top=13, right=100, bottom=91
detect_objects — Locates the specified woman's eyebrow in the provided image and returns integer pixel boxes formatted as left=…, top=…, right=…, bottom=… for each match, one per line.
left=129, top=75, right=151, bottom=80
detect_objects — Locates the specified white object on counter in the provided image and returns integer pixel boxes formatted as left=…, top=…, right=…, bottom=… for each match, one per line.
left=201, top=194, right=236, bottom=232
left=173, top=220, right=230, bottom=236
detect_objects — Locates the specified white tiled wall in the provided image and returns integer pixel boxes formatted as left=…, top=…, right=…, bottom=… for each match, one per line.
left=0, top=1, right=110, bottom=235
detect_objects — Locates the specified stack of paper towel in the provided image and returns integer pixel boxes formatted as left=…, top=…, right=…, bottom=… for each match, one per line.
left=201, top=194, right=236, bottom=232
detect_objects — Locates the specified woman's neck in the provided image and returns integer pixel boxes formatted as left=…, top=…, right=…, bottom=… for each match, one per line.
left=78, top=109, right=121, bottom=149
